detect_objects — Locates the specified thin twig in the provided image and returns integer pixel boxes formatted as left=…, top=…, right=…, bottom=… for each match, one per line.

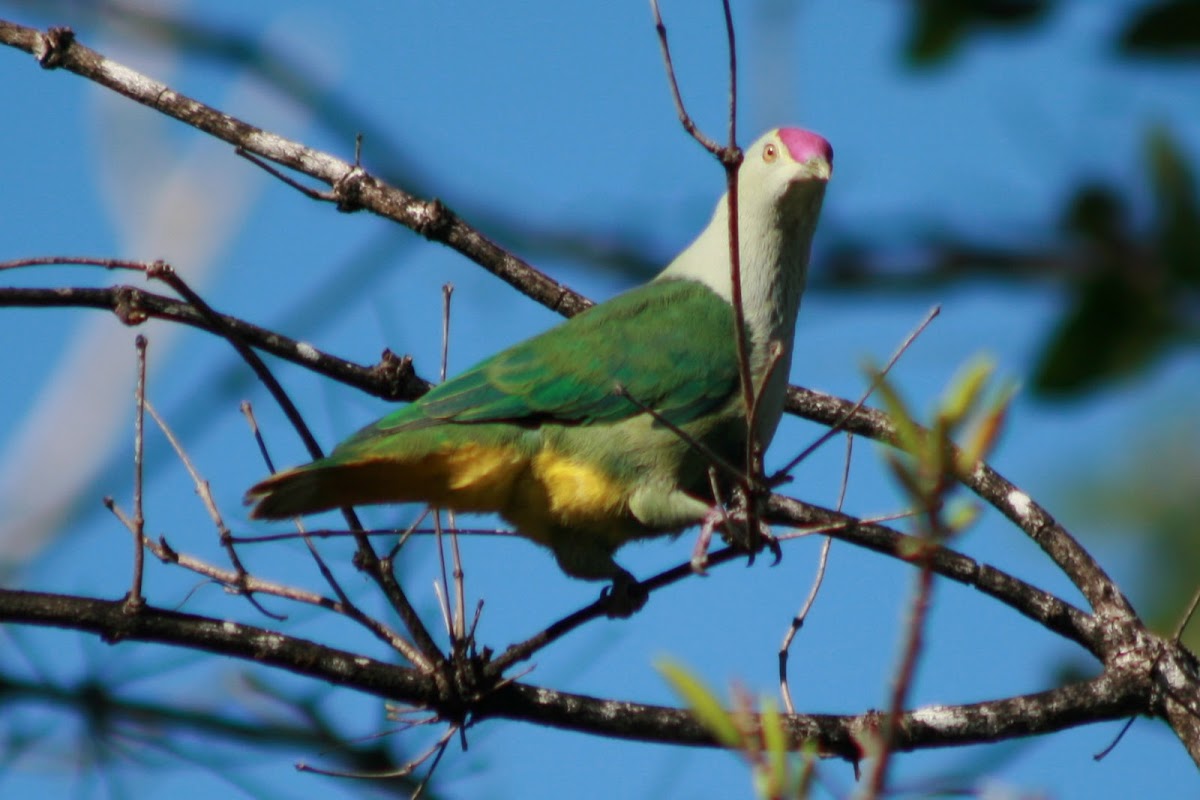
left=236, top=147, right=336, bottom=201
left=104, top=498, right=347, bottom=614
left=411, top=726, right=454, bottom=800
left=773, top=306, right=940, bottom=484
left=448, top=511, right=467, bottom=646
left=440, top=283, right=454, bottom=383
left=648, top=0, right=722, bottom=156
left=241, top=401, right=364, bottom=623
left=614, top=383, right=748, bottom=489
left=146, top=401, right=286, bottom=621
left=1093, top=716, right=1136, bottom=761
left=865, top=493, right=947, bottom=798
left=125, top=334, right=149, bottom=612
left=388, top=508, right=432, bottom=561
left=779, top=536, right=832, bottom=715
left=720, top=0, right=729, bottom=149
left=296, top=724, right=457, bottom=782
left=1173, top=585, right=1200, bottom=640
left=432, top=575, right=454, bottom=646
left=778, top=435, right=851, bottom=713
left=437, top=284, right=468, bottom=646
left=229, top=525, right=516, bottom=545
left=143, top=260, right=440, bottom=667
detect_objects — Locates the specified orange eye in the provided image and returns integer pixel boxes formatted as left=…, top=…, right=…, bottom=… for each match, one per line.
left=763, top=143, right=778, bottom=163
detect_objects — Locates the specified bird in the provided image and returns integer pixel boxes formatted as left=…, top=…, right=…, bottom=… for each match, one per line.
left=246, top=127, right=832, bottom=606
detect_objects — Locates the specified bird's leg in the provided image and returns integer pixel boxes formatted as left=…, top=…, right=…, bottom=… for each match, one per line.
left=690, top=504, right=730, bottom=575
left=691, top=481, right=781, bottom=574
left=600, top=569, right=649, bottom=619
left=691, top=468, right=734, bottom=574
left=723, top=483, right=781, bottom=565
left=549, top=535, right=648, bottom=618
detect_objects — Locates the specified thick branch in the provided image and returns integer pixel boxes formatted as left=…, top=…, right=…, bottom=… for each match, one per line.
left=765, top=495, right=1100, bottom=652
left=0, top=284, right=429, bottom=400
left=784, top=386, right=1134, bottom=623
left=0, top=587, right=1159, bottom=760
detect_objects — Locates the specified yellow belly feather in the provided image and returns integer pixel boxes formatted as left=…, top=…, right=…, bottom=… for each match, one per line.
left=420, top=443, right=628, bottom=544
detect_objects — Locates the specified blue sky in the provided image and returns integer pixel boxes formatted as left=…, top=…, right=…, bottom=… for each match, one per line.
left=1, top=1, right=1198, bottom=797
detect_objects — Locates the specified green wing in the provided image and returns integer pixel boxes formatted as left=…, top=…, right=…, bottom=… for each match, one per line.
left=344, top=278, right=739, bottom=445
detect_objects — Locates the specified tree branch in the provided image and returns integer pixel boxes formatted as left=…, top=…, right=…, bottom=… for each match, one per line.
left=0, top=19, right=590, bottom=318
left=0, top=587, right=1164, bottom=761
left=784, top=386, right=1135, bottom=623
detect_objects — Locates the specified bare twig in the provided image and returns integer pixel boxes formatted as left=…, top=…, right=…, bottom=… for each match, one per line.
left=779, top=435, right=851, bottom=713
left=296, top=724, right=457, bottom=781
left=1173, top=585, right=1200, bottom=641
left=236, top=147, right=336, bottom=201
left=104, top=498, right=349, bottom=614
left=773, top=306, right=940, bottom=484
left=241, top=401, right=366, bottom=624
left=436, top=283, right=468, bottom=646
left=0, top=254, right=440, bottom=665
left=0, top=281, right=429, bottom=401
left=229, top=525, right=515, bottom=545
left=648, top=0, right=753, bottom=484
left=614, top=383, right=749, bottom=490
left=147, top=400, right=286, bottom=621
left=648, top=0, right=722, bottom=155
left=1094, top=716, right=1137, bottom=761
left=779, top=536, right=832, bottom=716
left=125, top=334, right=149, bottom=612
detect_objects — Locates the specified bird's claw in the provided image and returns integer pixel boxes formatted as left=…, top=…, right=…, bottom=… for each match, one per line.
left=600, top=571, right=648, bottom=618
left=690, top=500, right=781, bottom=571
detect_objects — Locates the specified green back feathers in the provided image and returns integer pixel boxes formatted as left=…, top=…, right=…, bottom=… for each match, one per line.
left=336, top=278, right=740, bottom=454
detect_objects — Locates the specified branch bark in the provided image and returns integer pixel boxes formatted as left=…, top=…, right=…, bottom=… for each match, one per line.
left=0, top=587, right=1166, bottom=761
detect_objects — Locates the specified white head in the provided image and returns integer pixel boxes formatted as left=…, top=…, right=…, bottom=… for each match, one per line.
left=659, top=127, right=833, bottom=335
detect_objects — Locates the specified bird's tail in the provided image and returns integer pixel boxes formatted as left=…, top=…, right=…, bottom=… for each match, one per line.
left=246, top=443, right=532, bottom=520
left=245, top=460, right=413, bottom=519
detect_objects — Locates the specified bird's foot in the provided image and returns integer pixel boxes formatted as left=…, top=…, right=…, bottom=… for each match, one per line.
left=690, top=493, right=781, bottom=574
left=600, top=570, right=648, bottom=619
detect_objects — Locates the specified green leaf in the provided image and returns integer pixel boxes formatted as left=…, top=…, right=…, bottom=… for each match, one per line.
left=939, top=355, right=996, bottom=431
left=1062, top=184, right=1126, bottom=246
left=1147, top=126, right=1200, bottom=286
left=1032, top=275, right=1174, bottom=397
left=958, top=379, right=1017, bottom=471
left=869, top=365, right=923, bottom=458
left=905, top=0, right=1049, bottom=66
left=945, top=499, right=982, bottom=535
left=761, top=697, right=789, bottom=797
left=1118, top=1, right=1200, bottom=58
left=656, top=659, right=743, bottom=749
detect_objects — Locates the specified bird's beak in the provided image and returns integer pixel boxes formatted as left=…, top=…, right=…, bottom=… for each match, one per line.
left=804, top=156, right=832, bottom=183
